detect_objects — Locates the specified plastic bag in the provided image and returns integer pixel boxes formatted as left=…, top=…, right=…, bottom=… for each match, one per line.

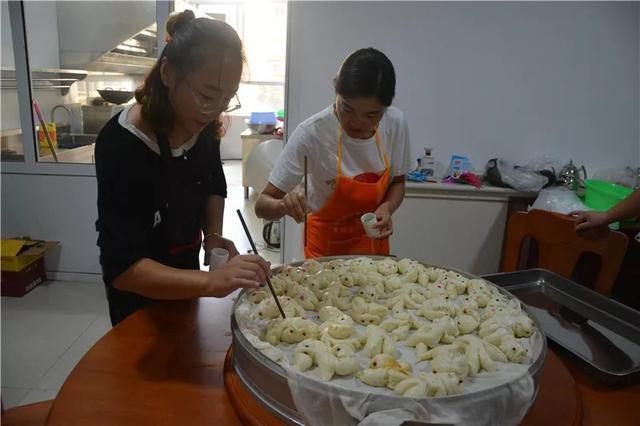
left=485, top=159, right=549, bottom=192
left=592, top=167, right=639, bottom=189
left=524, top=155, right=563, bottom=179
left=529, top=187, right=590, bottom=214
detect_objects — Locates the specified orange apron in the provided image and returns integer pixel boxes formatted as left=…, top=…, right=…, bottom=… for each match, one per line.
left=305, top=126, right=391, bottom=259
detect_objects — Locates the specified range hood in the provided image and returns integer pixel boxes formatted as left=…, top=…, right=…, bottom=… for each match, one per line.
left=56, top=1, right=156, bottom=75
left=86, top=23, right=158, bottom=75
left=1, top=68, right=88, bottom=95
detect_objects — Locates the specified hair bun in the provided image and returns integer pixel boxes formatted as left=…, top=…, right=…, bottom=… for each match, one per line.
left=166, top=9, right=196, bottom=37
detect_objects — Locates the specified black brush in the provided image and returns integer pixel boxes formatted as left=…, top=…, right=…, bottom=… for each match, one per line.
left=236, top=209, right=286, bottom=319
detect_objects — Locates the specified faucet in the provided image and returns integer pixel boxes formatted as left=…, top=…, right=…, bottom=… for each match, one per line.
left=50, top=105, right=72, bottom=133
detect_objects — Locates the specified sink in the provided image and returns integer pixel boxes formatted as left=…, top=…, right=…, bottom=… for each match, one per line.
left=57, top=133, right=97, bottom=149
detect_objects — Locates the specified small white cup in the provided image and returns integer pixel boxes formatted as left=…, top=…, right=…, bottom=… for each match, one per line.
left=361, top=212, right=380, bottom=238
left=209, top=248, right=229, bottom=271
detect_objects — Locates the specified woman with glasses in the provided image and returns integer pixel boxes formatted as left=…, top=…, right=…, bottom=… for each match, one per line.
left=256, top=48, right=412, bottom=258
left=95, top=10, right=269, bottom=325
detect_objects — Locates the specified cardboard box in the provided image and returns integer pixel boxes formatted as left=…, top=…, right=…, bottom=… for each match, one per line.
left=1, top=239, right=57, bottom=297
left=1, top=257, right=46, bottom=297
left=1, top=239, right=58, bottom=272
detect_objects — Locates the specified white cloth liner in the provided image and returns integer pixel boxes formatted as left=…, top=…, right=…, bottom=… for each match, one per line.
left=236, top=290, right=544, bottom=426
left=281, top=332, right=541, bottom=426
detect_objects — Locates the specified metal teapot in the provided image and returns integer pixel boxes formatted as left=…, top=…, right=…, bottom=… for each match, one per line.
left=559, top=160, right=587, bottom=193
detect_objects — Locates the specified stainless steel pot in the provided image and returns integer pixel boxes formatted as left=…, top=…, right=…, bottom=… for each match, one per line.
left=230, top=256, right=547, bottom=425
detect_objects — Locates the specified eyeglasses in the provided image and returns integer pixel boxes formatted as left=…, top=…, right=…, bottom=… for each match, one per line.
left=187, top=80, right=241, bottom=115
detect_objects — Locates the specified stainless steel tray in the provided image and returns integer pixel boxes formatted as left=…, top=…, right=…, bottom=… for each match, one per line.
left=231, top=257, right=547, bottom=425
left=482, top=268, right=640, bottom=385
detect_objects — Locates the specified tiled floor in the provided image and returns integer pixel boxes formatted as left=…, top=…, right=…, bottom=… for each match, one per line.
left=1, top=160, right=280, bottom=408
left=218, top=160, right=282, bottom=265
left=1, top=281, right=112, bottom=408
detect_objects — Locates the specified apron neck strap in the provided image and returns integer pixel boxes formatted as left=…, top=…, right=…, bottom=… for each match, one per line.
left=336, top=126, right=389, bottom=177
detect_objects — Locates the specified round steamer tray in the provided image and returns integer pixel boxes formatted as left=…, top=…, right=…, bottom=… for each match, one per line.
left=229, top=256, right=548, bottom=425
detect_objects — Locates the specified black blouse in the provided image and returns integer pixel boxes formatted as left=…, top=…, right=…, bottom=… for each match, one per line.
left=95, top=112, right=226, bottom=324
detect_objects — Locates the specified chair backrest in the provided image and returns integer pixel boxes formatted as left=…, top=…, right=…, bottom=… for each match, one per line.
left=502, top=209, right=628, bottom=296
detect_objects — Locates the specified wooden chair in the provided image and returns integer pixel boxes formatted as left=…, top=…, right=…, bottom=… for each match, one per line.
left=1, top=400, right=53, bottom=426
left=502, top=209, right=628, bottom=296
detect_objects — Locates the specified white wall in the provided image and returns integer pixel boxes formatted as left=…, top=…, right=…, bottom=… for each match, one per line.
left=2, top=1, right=60, bottom=69
left=287, top=1, right=639, bottom=171
left=24, top=1, right=60, bottom=69
left=283, top=1, right=640, bottom=262
left=1, top=1, right=14, bottom=68
left=221, top=114, right=248, bottom=159
left=1, top=173, right=101, bottom=276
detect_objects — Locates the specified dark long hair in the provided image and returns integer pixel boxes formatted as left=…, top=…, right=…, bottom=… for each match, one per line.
left=134, top=10, right=244, bottom=137
left=333, top=48, right=396, bottom=107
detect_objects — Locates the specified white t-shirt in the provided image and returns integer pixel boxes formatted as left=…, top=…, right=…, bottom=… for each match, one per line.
left=269, top=105, right=412, bottom=212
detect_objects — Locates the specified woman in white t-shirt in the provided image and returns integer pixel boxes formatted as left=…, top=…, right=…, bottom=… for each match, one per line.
left=255, top=48, right=412, bottom=258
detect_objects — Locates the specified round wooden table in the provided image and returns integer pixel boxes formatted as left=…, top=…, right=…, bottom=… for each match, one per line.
left=45, top=297, right=639, bottom=426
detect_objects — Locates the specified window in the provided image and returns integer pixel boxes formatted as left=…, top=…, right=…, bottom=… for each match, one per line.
left=174, top=0, right=287, bottom=114
left=1, top=1, right=25, bottom=163
left=1, top=1, right=287, bottom=167
left=22, top=1, right=156, bottom=164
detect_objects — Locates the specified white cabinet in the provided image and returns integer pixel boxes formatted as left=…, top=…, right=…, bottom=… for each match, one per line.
left=390, top=184, right=529, bottom=275
left=282, top=182, right=535, bottom=275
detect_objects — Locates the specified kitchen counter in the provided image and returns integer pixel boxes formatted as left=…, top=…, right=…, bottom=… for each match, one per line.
left=391, top=181, right=538, bottom=275
left=39, top=143, right=95, bottom=164
left=405, top=181, right=537, bottom=198
left=1, top=128, right=24, bottom=161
